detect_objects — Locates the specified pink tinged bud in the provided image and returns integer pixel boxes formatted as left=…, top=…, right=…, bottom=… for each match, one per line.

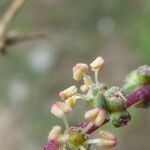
left=90, top=56, right=104, bottom=71
left=76, top=63, right=89, bottom=72
left=97, top=139, right=117, bottom=149
left=45, top=126, right=69, bottom=150
left=73, top=63, right=89, bottom=81
left=59, top=86, right=77, bottom=100
left=84, top=108, right=106, bottom=127
left=99, top=130, right=116, bottom=141
left=48, top=126, right=62, bottom=141
left=51, top=102, right=72, bottom=118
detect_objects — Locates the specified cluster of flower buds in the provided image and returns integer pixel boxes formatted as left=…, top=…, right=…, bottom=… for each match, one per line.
left=42, top=56, right=150, bottom=150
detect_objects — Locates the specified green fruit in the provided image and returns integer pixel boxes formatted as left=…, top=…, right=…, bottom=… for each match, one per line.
left=110, top=111, right=131, bottom=128
left=104, top=87, right=126, bottom=112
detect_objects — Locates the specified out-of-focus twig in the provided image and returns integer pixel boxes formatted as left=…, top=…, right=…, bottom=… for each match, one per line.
left=0, top=0, right=26, bottom=53
left=6, top=31, right=45, bottom=45
left=0, top=0, right=45, bottom=54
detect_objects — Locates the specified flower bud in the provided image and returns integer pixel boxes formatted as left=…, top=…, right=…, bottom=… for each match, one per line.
left=80, top=75, right=93, bottom=92
left=83, top=75, right=93, bottom=88
left=43, top=126, right=69, bottom=150
left=51, top=102, right=72, bottom=118
left=97, top=139, right=117, bottom=149
left=65, top=96, right=77, bottom=108
left=85, top=108, right=106, bottom=126
left=48, top=126, right=62, bottom=140
left=73, top=63, right=89, bottom=81
left=80, top=84, right=89, bottom=92
left=59, top=86, right=77, bottom=100
left=90, top=56, right=104, bottom=71
left=99, top=130, right=116, bottom=141
left=85, top=108, right=99, bottom=120
left=95, top=110, right=106, bottom=126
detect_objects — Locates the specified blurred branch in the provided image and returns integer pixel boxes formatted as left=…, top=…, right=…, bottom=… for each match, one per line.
left=0, top=0, right=25, bottom=53
left=0, top=0, right=45, bottom=54
left=6, top=31, right=45, bottom=45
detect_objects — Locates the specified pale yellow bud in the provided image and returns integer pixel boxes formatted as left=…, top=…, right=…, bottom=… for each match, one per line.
left=90, top=56, right=104, bottom=71
left=59, top=86, right=77, bottom=100
left=48, top=126, right=62, bottom=141
left=76, top=63, right=89, bottom=72
left=85, top=108, right=106, bottom=127
left=80, top=84, right=89, bottom=92
left=83, top=75, right=93, bottom=88
left=73, top=63, right=88, bottom=81
left=51, top=102, right=72, bottom=118
left=65, top=96, right=77, bottom=108
left=95, top=109, right=106, bottom=126
left=85, top=108, right=99, bottom=120
left=99, top=130, right=116, bottom=141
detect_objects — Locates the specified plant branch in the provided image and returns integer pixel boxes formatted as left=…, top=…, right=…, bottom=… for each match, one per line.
left=78, top=84, right=150, bottom=134
left=0, top=0, right=26, bottom=52
left=5, top=31, right=45, bottom=45
left=126, top=84, right=150, bottom=107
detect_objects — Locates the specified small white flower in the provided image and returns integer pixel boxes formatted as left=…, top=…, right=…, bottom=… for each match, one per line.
left=48, top=126, right=62, bottom=140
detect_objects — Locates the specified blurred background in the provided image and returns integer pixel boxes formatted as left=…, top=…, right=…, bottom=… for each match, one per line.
left=0, top=0, right=149, bottom=150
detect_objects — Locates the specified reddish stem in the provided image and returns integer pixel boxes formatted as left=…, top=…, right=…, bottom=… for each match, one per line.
left=126, top=84, right=150, bottom=108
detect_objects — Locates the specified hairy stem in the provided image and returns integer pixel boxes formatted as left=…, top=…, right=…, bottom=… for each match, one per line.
left=126, top=84, right=150, bottom=107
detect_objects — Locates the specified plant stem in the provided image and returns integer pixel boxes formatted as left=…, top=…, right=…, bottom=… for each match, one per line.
left=126, top=84, right=150, bottom=108
left=94, top=69, right=99, bottom=84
